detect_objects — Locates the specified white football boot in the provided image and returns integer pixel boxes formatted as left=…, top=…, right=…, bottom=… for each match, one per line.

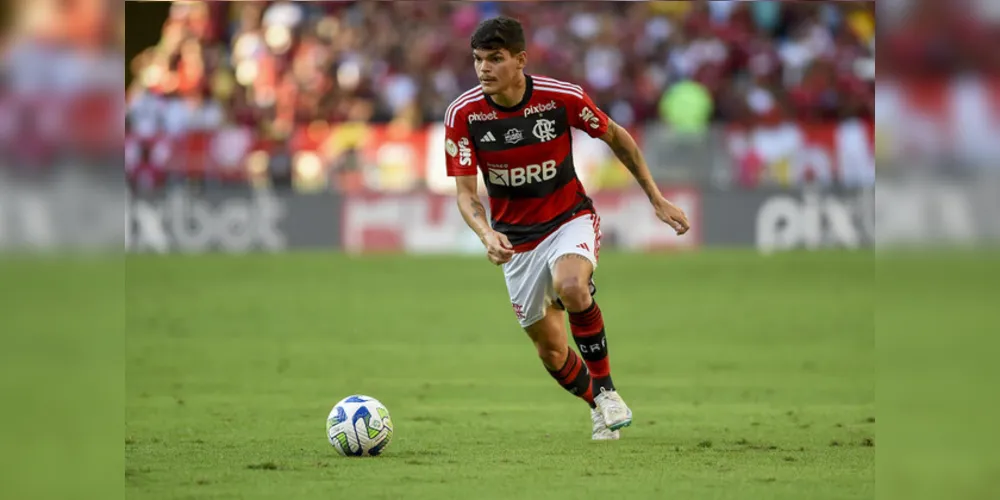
left=594, top=388, right=633, bottom=431
left=591, top=408, right=619, bottom=440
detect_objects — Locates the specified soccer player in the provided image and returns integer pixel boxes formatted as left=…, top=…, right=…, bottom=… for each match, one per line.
left=444, top=16, right=690, bottom=440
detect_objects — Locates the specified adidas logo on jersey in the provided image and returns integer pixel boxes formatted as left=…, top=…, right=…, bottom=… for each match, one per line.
left=481, top=131, right=496, bottom=143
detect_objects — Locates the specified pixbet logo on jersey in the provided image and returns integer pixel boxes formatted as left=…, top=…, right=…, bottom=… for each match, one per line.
left=488, top=160, right=558, bottom=187
left=467, top=110, right=498, bottom=123
left=523, top=100, right=558, bottom=117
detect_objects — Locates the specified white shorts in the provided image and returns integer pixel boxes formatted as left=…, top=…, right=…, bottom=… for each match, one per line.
left=502, top=213, right=601, bottom=328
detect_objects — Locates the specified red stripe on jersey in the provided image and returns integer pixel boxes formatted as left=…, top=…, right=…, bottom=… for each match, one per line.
left=489, top=176, right=586, bottom=226
left=592, top=213, right=602, bottom=262
left=445, top=86, right=484, bottom=126
left=534, top=76, right=584, bottom=93
left=476, top=114, right=575, bottom=207
left=534, top=84, right=583, bottom=100
left=447, top=95, right=485, bottom=128
left=476, top=134, right=572, bottom=184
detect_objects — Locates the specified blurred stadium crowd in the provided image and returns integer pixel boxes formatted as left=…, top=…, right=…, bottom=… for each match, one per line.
left=1, top=0, right=122, bottom=171
left=127, top=0, right=877, bottom=137
left=115, top=0, right=996, bottom=193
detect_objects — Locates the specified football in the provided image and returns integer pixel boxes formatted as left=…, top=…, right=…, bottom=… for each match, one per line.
left=326, top=395, right=394, bottom=457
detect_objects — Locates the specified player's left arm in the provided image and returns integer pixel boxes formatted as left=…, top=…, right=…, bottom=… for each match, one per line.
left=598, top=121, right=658, bottom=204
left=599, top=120, right=690, bottom=235
left=569, top=89, right=689, bottom=235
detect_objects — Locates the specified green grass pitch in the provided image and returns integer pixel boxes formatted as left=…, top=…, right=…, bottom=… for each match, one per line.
left=125, top=250, right=874, bottom=499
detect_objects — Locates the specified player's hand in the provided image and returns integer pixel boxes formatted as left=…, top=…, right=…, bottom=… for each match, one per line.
left=653, top=197, right=690, bottom=235
left=482, top=230, right=515, bottom=265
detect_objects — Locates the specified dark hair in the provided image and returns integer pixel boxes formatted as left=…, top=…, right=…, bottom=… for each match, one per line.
left=470, top=16, right=526, bottom=55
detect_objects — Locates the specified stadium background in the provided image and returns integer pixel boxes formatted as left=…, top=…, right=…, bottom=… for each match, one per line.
left=113, top=1, right=1000, bottom=499
left=122, top=0, right=891, bottom=255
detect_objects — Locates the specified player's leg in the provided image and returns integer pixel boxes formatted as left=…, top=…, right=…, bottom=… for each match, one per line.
left=550, top=215, right=632, bottom=431
left=551, top=254, right=612, bottom=389
left=524, top=305, right=617, bottom=441
left=523, top=304, right=594, bottom=406
left=503, top=249, right=597, bottom=410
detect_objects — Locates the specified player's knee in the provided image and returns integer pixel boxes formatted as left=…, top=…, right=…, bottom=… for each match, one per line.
left=554, top=277, right=591, bottom=311
left=535, top=342, right=565, bottom=369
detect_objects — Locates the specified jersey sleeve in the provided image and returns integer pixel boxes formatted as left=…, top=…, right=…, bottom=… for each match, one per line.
left=444, top=112, right=478, bottom=177
left=568, top=90, right=610, bottom=138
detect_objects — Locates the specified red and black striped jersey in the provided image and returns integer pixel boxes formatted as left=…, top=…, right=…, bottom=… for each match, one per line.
left=444, top=75, right=610, bottom=252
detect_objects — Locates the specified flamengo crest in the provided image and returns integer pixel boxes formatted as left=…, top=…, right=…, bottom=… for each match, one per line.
left=533, top=119, right=557, bottom=142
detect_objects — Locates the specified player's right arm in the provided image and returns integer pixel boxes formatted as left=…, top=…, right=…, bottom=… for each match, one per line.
left=454, top=175, right=490, bottom=242
left=455, top=176, right=514, bottom=265
left=445, top=111, right=513, bottom=264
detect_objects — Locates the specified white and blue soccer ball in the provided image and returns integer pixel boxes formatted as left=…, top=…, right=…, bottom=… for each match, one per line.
left=326, top=395, right=394, bottom=457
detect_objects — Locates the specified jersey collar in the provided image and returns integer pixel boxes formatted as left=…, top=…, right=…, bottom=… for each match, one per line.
left=485, top=74, right=533, bottom=113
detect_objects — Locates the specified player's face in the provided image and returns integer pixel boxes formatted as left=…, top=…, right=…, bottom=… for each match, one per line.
left=474, top=48, right=524, bottom=96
